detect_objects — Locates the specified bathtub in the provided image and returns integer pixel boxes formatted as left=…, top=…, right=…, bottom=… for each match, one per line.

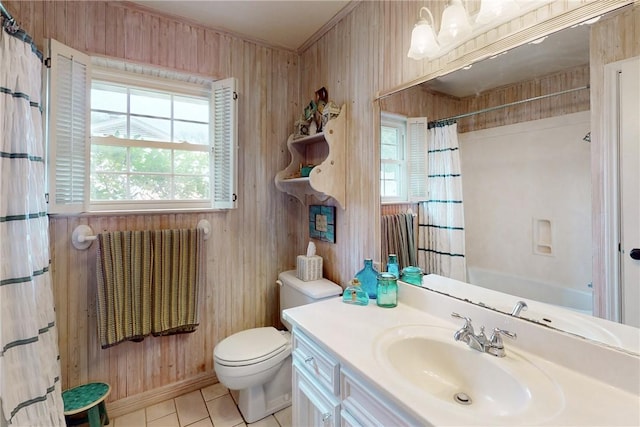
left=466, top=266, right=593, bottom=315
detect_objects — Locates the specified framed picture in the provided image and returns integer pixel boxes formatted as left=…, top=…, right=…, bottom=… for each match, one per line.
left=309, top=205, right=336, bottom=243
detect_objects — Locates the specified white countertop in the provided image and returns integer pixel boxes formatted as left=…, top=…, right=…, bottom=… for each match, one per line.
left=283, top=281, right=640, bottom=426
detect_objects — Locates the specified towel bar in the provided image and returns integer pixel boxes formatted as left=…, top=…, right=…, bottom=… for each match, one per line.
left=71, top=220, right=211, bottom=250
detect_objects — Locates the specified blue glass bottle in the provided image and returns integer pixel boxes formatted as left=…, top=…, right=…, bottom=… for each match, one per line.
left=386, top=254, right=399, bottom=278
left=355, top=258, right=379, bottom=299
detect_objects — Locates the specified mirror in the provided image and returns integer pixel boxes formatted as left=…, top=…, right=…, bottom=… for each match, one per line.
left=379, top=19, right=639, bottom=354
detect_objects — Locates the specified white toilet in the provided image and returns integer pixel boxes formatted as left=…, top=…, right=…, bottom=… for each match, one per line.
left=213, top=270, right=342, bottom=423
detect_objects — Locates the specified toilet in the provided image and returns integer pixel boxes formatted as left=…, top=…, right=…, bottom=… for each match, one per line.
left=213, top=270, right=342, bottom=423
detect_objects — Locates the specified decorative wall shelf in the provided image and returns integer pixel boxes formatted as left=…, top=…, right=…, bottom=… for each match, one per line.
left=275, top=105, right=346, bottom=209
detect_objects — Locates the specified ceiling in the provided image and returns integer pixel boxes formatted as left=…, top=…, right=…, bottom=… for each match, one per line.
left=128, top=1, right=591, bottom=96
left=424, top=23, right=591, bottom=98
left=128, top=0, right=352, bottom=51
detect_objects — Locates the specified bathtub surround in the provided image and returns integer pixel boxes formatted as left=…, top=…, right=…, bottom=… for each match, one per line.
left=0, top=18, right=65, bottom=425
left=460, top=111, right=592, bottom=303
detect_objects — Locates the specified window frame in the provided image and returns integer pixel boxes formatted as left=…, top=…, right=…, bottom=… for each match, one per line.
left=45, top=38, right=238, bottom=214
left=89, top=71, right=213, bottom=211
left=380, top=112, right=409, bottom=203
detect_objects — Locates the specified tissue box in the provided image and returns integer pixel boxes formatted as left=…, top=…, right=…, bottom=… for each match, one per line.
left=296, top=255, right=323, bottom=281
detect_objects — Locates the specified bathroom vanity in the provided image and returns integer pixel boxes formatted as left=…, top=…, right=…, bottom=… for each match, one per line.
left=283, top=279, right=640, bottom=426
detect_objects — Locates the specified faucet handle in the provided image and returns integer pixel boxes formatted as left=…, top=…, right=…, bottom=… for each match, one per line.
left=490, top=328, right=517, bottom=344
left=486, top=328, right=517, bottom=357
left=451, top=312, right=472, bottom=327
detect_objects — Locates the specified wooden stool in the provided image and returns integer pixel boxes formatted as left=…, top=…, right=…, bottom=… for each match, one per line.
left=62, top=382, right=111, bottom=426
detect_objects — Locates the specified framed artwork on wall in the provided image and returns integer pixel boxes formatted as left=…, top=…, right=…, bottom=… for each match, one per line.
left=309, top=205, right=336, bottom=243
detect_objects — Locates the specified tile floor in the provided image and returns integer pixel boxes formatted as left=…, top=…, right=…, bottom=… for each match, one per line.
left=111, top=383, right=292, bottom=427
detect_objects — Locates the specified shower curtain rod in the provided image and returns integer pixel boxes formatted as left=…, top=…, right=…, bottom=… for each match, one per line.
left=429, top=85, right=590, bottom=127
left=0, top=1, right=16, bottom=26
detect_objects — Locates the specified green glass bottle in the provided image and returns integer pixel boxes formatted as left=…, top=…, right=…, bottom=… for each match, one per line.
left=400, top=266, right=423, bottom=286
left=377, top=273, right=398, bottom=308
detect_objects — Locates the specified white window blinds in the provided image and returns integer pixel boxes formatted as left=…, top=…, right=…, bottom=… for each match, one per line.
left=211, top=78, right=238, bottom=209
left=407, top=117, right=429, bottom=201
left=45, top=39, right=238, bottom=213
left=46, top=39, right=91, bottom=213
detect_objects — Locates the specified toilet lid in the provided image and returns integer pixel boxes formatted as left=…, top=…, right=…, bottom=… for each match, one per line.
left=214, top=327, right=289, bottom=366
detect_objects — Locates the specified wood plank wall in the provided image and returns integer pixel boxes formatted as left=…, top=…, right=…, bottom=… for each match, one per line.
left=3, top=0, right=303, bottom=406
left=590, top=5, right=640, bottom=315
left=4, top=0, right=635, bottom=412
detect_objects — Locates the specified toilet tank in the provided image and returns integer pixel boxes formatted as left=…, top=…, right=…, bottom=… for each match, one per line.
left=278, top=270, right=342, bottom=330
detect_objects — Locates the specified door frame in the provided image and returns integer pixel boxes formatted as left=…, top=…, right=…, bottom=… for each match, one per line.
left=601, top=56, right=640, bottom=323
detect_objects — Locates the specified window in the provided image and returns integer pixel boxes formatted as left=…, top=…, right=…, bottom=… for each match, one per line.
left=380, top=112, right=407, bottom=202
left=380, top=112, right=428, bottom=203
left=45, top=39, right=238, bottom=213
left=90, top=82, right=211, bottom=206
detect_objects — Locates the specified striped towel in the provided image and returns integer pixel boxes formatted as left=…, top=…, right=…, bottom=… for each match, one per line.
left=96, top=229, right=202, bottom=348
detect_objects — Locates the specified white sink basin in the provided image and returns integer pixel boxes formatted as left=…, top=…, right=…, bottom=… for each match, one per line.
left=374, top=325, right=565, bottom=424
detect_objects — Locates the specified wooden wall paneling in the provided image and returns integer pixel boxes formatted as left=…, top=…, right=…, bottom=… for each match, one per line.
left=49, top=217, right=68, bottom=387
left=87, top=2, right=106, bottom=56
left=105, top=2, right=126, bottom=59
left=68, top=2, right=87, bottom=53
left=86, top=216, right=110, bottom=386
left=124, top=9, right=144, bottom=63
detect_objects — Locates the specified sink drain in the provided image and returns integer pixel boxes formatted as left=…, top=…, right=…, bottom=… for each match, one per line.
left=453, top=392, right=472, bottom=405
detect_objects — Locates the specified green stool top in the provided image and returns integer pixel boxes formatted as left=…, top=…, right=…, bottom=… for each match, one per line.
left=62, top=382, right=111, bottom=415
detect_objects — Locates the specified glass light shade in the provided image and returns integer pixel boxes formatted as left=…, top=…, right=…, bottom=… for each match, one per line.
left=475, top=0, right=520, bottom=26
left=407, top=21, right=440, bottom=59
left=437, top=0, right=472, bottom=46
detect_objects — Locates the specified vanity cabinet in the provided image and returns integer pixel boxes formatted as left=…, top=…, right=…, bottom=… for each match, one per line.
left=340, top=369, right=420, bottom=426
left=292, top=328, right=420, bottom=427
left=292, top=328, right=341, bottom=426
left=274, top=105, right=346, bottom=208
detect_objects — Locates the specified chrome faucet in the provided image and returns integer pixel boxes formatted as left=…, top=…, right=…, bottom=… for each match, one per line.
left=511, top=300, right=528, bottom=317
left=451, top=312, right=517, bottom=357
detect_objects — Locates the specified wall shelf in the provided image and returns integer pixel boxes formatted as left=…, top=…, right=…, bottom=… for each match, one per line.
left=275, top=105, right=346, bottom=208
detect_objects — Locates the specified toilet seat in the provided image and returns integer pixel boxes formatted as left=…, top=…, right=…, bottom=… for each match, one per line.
left=214, top=327, right=289, bottom=367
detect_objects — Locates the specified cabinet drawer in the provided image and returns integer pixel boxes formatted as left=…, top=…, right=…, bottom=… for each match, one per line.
left=341, top=369, right=420, bottom=427
left=293, top=328, right=340, bottom=396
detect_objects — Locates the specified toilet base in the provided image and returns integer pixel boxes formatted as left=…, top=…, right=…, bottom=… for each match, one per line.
left=233, top=355, right=292, bottom=424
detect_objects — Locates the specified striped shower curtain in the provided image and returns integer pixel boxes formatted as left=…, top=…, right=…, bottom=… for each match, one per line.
left=417, top=121, right=467, bottom=281
left=0, top=22, right=65, bottom=426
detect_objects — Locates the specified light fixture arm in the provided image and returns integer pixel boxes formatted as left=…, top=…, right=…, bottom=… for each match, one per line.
left=418, top=7, right=435, bottom=26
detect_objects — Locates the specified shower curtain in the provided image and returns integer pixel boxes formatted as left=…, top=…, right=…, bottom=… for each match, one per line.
left=417, top=121, right=467, bottom=281
left=0, top=20, right=66, bottom=426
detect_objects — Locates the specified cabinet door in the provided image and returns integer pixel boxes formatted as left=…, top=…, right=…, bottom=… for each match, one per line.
left=293, top=360, right=340, bottom=427
left=340, top=409, right=363, bottom=427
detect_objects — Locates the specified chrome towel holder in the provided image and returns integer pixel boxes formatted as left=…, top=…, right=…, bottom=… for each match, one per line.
left=71, top=219, right=211, bottom=250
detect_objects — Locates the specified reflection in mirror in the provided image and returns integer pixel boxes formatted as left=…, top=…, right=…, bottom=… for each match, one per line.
left=379, top=20, right=639, bottom=353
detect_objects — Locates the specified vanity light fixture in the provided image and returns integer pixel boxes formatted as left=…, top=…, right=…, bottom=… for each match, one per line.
left=529, top=36, right=548, bottom=45
left=571, top=15, right=602, bottom=27
left=437, top=0, right=472, bottom=47
left=407, top=6, right=440, bottom=60
left=475, top=0, right=520, bottom=26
